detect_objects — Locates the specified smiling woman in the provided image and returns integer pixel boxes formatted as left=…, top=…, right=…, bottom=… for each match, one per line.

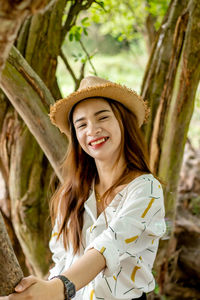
left=72, top=98, right=122, bottom=164
left=1, top=76, right=166, bottom=300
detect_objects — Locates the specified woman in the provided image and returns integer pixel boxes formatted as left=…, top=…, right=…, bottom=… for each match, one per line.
left=1, top=76, right=166, bottom=300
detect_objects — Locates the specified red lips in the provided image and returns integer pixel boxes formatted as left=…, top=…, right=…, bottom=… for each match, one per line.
left=89, top=137, right=109, bottom=148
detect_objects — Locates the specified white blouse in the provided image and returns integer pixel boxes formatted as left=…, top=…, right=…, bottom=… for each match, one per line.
left=49, top=174, right=166, bottom=299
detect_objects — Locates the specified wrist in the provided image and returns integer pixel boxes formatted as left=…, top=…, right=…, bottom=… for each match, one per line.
left=50, top=275, right=76, bottom=300
left=49, top=277, right=65, bottom=300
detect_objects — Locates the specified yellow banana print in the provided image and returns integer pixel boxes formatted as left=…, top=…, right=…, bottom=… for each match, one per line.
left=90, top=289, right=94, bottom=300
left=131, top=266, right=141, bottom=282
left=141, top=198, right=155, bottom=218
left=100, top=246, right=106, bottom=254
left=125, top=235, right=139, bottom=244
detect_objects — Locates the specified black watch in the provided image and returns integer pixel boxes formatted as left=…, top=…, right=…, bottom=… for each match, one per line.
left=51, top=275, right=76, bottom=300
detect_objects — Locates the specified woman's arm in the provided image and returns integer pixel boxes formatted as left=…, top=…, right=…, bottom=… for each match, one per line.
left=0, top=248, right=105, bottom=300
left=61, top=248, right=106, bottom=290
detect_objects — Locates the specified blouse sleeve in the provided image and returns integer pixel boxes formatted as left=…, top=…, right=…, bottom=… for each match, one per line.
left=48, top=218, right=67, bottom=279
left=84, top=176, right=166, bottom=276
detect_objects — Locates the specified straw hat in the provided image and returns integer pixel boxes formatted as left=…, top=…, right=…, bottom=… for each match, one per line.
left=49, top=76, right=148, bottom=136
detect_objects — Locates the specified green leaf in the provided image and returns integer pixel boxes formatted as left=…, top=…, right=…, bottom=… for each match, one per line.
left=75, top=32, right=81, bottom=41
left=83, top=27, right=88, bottom=36
left=69, top=33, right=73, bottom=42
left=81, top=17, right=89, bottom=23
left=81, top=58, right=87, bottom=63
left=81, top=17, right=90, bottom=27
left=96, top=0, right=105, bottom=9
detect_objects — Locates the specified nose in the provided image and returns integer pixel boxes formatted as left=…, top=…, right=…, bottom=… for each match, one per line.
left=87, top=121, right=102, bottom=136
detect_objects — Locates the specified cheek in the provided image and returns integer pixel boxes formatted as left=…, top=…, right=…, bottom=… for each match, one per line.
left=113, top=122, right=122, bottom=142
left=76, top=131, right=86, bottom=149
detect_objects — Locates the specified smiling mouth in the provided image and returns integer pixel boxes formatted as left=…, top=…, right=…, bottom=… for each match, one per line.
left=89, top=137, right=109, bottom=146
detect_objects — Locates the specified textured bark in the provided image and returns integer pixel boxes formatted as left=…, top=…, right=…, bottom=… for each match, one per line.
left=155, top=142, right=200, bottom=299
left=170, top=142, right=200, bottom=298
left=0, top=0, right=57, bottom=77
left=2, top=210, right=30, bottom=274
left=0, top=96, right=29, bottom=277
left=9, top=118, right=54, bottom=277
left=16, top=0, right=95, bottom=99
left=157, top=0, right=200, bottom=219
left=146, top=0, right=200, bottom=298
left=0, top=212, right=23, bottom=296
left=17, top=0, right=65, bottom=99
left=0, top=103, right=54, bottom=278
left=0, top=46, right=68, bottom=182
left=0, top=47, right=67, bottom=274
left=145, top=14, right=156, bottom=53
left=141, top=0, right=189, bottom=145
left=150, top=10, right=189, bottom=175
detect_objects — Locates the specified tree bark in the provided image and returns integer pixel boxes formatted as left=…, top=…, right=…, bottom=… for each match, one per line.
left=0, top=0, right=57, bottom=78
left=145, top=0, right=200, bottom=297
left=145, top=14, right=156, bottom=53
left=0, top=47, right=67, bottom=276
left=157, top=141, right=200, bottom=299
left=141, top=0, right=189, bottom=145
left=0, top=46, right=68, bottom=182
left=16, top=0, right=65, bottom=99
left=156, top=0, right=200, bottom=220
left=0, top=212, right=23, bottom=296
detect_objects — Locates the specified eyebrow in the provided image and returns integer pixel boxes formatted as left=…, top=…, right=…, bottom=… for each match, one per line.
left=74, top=109, right=111, bottom=124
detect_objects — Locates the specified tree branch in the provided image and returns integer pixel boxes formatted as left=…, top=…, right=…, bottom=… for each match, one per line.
left=0, top=0, right=57, bottom=78
left=0, top=46, right=68, bottom=183
left=60, top=49, right=78, bottom=84
left=61, top=0, right=95, bottom=41
left=0, top=211, right=23, bottom=296
left=79, top=39, right=98, bottom=76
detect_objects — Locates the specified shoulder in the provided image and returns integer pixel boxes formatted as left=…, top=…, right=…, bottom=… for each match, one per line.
left=125, top=173, right=163, bottom=197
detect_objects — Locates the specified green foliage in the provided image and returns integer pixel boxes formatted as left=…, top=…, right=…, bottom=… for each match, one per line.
left=89, top=0, right=170, bottom=41
left=57, top=40, right=148, bottom=96
left=146, top=0, right=170, bottom=30
left=68, top=17, right=90, bottom=41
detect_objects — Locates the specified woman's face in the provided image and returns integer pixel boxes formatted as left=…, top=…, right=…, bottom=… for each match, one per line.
left=72, top=98, right=122, bottom=164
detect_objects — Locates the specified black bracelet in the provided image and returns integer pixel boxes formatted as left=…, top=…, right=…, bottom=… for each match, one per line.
left=51, top=275, right=76, bottom=300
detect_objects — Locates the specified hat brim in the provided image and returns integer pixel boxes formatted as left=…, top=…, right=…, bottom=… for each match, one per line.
left=49, top=82, right=146, bottom=136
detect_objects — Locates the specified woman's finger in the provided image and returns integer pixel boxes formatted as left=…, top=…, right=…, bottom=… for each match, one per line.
left=15, top=275, right=38, bottom=292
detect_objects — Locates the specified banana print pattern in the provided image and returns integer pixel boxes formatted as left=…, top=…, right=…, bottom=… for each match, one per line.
left=49, top=174, right=166, bottom=299
left=131, top=266, right=141, bottom=282
left=90, top=289, right=95, bottom=300
left=125, top=235, right=139, bottom=244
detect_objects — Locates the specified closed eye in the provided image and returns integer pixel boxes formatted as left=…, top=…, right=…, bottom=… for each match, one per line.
left=77, top=123, right=86, bottom=129
left=99, top=116, right=109, bottom=120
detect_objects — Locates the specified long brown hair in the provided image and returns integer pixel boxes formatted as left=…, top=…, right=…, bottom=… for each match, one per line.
left=50, top=98, right=152, bottom=254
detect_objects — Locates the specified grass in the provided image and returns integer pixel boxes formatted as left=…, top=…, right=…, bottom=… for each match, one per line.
left=57, top=50, right=147, bottom=95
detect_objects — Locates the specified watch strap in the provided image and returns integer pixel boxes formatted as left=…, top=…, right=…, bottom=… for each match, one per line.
left=51, top=275, right=76, bottom=300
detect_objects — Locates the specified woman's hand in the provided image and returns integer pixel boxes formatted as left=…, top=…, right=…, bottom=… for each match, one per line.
left=0, top=275, right=64, bottom=300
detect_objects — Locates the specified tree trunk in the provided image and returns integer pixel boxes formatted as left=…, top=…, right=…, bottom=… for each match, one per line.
left=0, top=212, right=23, bottom=296
left=0, top=0, right=57, bottom=77
left=1, top=46, right=68, bottom=182
left=155, top=0, right=200, bottom=221
left=141, top=0, right=189, bottom=145
left=143, top=0, right=200, bottom=298
left=145, top=14, right=156, bottom=53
